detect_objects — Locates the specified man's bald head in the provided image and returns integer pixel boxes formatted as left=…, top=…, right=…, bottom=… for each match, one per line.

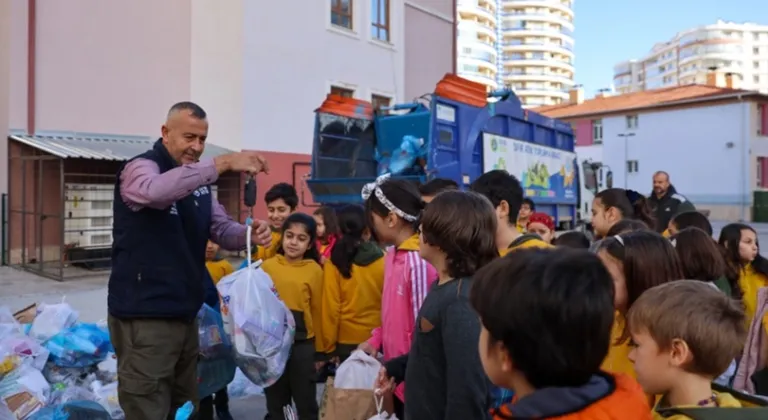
left=653, top=171, right=670, bottom=196
left=167, top=101, right=207, bottom=121
left=161, top=102, right=209, bottom=165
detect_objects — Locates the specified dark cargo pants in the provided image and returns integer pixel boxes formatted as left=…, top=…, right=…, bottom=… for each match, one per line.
left=108, top=315, right=199, bottom=420
left=264, top=339, right=318, bottom=420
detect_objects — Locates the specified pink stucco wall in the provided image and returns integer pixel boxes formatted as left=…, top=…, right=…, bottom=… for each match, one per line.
left=404, top=1, right=454, bottom=100
left=9, top=0, right=192, bottom=136
left=574, top=119, right=592, bottom=146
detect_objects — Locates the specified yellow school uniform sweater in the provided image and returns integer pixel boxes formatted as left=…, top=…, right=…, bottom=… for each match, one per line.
left=739, top=263, right=768, bottom=326
left=652, top=392, right=741, bottom=420
left=516, top=221, right=527, bottom=233
left=206, top=258, right=235, bottom=285
left=252, top=229, right=282, bottom=262
left=498, top=233, right=552, bottom=256
left=318, top=242, right=385, bottom=354
left=601, top=311, right=635, bottom=378
left=261, top=255, right=324, bottom=345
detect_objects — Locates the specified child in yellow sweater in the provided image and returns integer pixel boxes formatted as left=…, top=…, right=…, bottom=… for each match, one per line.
left=595, top=231, right=683, bottom=380
left=205, top=241, right=234, bottom=285
left=260, top=212, right=323, bottom=420
left=318, top=205, right=385, bottom=362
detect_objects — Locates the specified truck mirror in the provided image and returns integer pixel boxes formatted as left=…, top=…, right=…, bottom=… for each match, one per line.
left=606, top=171, right=614, bottom=189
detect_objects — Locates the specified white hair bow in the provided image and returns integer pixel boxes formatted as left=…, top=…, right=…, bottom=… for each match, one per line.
left=361, top=173, right=418, bottom=222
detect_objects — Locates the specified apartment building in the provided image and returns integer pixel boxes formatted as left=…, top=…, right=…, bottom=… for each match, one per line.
left=456, top=0, right=499, bottom=90
left=615, top=20, right=768, bottom=94
left=499, top=0, right=575, bottom=107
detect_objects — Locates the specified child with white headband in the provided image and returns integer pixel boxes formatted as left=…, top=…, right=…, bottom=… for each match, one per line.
left=357, top=174, right=437, bottom=418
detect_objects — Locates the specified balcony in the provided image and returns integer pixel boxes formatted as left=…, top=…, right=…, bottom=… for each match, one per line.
left=503, top=25, right=573, bottom=40
left=459, top=37, right=498, bottom=55
left=504, top=70, right=574, bottom=84
left=501, top=40, right=575, bottom=58
left=459, top=71, right=499, bottom=88
left=458, top=20, right=497, bottom=40
left=501, top=12, right=574, bottom=30
left=678, top=45, right=742, bottom=66
left=512, top=87, right=570, bottom=99
left=502, top=0, right=574, bottom=17
left=458, top=1, right=496, bottom=24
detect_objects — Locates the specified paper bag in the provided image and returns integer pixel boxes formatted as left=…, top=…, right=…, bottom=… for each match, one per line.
left=320, top=377, right=378, bottom=420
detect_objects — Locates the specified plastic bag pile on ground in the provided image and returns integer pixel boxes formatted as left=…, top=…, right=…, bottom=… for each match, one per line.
left=0, top=304, right=209, bottom=420
left=0, top=263, right=296, bottom=419
left=0, top=303, right=122, bottom=419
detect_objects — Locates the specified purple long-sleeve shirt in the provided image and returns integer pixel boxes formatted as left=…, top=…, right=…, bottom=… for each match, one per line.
left=119, top=157, right=248, bottom=251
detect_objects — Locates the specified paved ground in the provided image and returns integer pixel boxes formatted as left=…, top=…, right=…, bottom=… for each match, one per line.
left=1, top=220, right=764, bottom=418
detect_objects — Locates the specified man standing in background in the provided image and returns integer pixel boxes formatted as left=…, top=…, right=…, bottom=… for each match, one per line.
left=649, top=171, right=695, bottom=233
left=108, top=102, right=273, bottom=419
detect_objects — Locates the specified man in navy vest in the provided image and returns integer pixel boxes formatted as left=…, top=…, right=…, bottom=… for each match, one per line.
left=109, top=102, right=272, bottom=419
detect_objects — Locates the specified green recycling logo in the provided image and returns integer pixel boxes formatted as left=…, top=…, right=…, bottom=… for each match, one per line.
left=494, top=157, right=506, bottom=170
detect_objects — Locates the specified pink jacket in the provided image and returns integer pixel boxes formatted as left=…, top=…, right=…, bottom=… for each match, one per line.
left=367, top=235, right=437, bottom=401
left=734, top=286, right=768, bottom=394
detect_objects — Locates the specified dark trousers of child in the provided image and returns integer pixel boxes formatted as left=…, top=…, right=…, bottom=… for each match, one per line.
left=198, top=387, right=230, bottom=420
left=264, top=339, right=318, bottom=420
left=394, top=397, right=405, bottom=419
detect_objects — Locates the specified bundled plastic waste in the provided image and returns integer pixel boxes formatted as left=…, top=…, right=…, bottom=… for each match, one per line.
left=196, top=304, right=236, bottom=399
left=217, top=230, right=295, bottom=388
left=0, top=302, right=215, bottom=420
left=376, top=135, right=427, bottom=176
left=44, top=324, right=112, bottom=368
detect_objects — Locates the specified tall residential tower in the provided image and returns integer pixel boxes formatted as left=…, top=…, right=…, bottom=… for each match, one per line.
left=500, top=0, right=575, bottom=107
left=457, top=0, right=499, bottom=90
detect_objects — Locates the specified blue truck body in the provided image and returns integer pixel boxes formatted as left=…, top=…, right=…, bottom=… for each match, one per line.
left=306, top=90, right=580, bottom=227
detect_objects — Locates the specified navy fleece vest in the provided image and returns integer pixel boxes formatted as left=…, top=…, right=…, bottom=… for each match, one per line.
left=108, top=141, right=212, bottom=321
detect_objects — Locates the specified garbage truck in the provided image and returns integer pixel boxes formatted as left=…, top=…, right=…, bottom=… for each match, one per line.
left=305, top=74, right=611, bottom=230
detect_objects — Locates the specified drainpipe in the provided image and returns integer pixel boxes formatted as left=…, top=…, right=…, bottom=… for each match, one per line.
left=451, top=0, right=457, bottom=74
left=26, top=0, right=36, bottom=135
left=739, top=94, right=747, bottom=221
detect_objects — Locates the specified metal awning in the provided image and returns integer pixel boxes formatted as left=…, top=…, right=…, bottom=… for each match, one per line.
left=9, top=132, right=233, bottom=161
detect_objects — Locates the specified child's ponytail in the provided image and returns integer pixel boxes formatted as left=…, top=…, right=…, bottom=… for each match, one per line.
left=330, top=205, right=367, bottom=278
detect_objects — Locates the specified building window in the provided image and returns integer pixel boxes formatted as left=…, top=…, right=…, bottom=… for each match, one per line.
left=331, top=85, right=355, bottom=98
left=758, top=157, right=765, bottom=187
left=626, top=114, right=639, bottom=130
left=759, top=104, right=768, bottom=136
left=626, top=160, right=639, bottom=174
left=371, top=94, right=391, bottom=111
left=331, top=0, right=353, bottom=30
left=371, top=0, right=390, bottom=42
left=592, top=119, right=603, bottom=144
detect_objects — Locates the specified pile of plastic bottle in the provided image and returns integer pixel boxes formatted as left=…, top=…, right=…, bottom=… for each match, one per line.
left=0, top=303, right=211, bottom=420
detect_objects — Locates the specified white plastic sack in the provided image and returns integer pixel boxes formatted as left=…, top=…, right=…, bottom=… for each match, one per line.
left=0, top=364, right=50, bottom=420
left=0, top=334, right=50, bottom=375
left=0, top=308, right=21, bottom=339
left=227, top=368, right=264, bottom=398
left=217, top=226, right=295, bottom=388
left=335, top=351, right=381, bottom=390
left=367, top=394, right=399, bottom=420
left=28, top=303, right=78, bottom=342
left=91, top=381, right=124, bottom=419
